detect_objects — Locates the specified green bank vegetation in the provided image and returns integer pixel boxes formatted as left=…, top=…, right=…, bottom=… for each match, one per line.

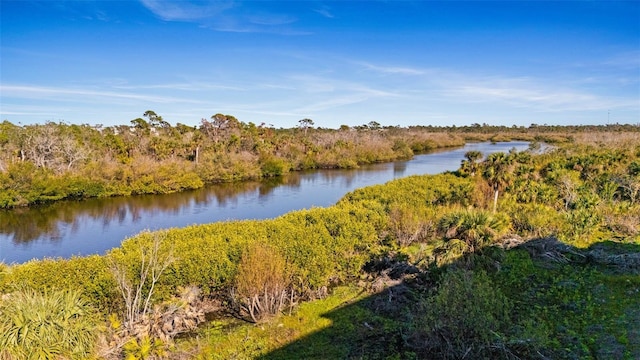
left=0, top=128, right=639, bottom=359
left=2, top=113, right=635, bottom=209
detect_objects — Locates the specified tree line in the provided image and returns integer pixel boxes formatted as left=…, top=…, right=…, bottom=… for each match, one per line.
left=1, top=114, right=638, bottom=208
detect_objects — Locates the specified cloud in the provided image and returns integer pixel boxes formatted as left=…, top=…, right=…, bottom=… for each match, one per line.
left=348, top=59, right=639, bottom=117
left=139, top=0, right=309, bottom=34
left=603, top=50, right=640, bottom=70
left=112, top=82, right=246, bottom=92
left=1, top=84, right=205, bottom=105
left=358, top=62, right=427, bottom=76
left=232, top=108, right=302, bottom=118
left=248, top=13, right=296, bottom=26
left=293, top=94, right=375, bottom=113
left=281, top=74, right=400, bottom=114
left=313, top=6, right=335, bottom=19
left=443, top=76, right=638, bottom=112
left=139, top=0, right=234, bottom=21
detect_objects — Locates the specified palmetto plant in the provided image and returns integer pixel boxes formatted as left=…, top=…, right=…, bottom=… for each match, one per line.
left=0, top=288, right=97, bottom=359
left=438, top=209, right=510, bottom=254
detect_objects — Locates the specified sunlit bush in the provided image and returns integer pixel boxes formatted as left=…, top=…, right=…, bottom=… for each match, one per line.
left=233, top=242, right=292, bottom=322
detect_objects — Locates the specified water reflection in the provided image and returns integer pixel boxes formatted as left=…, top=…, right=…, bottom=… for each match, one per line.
left=393, top=162, right=407, bottom=178
left=0, top=142, right=530, bottom=263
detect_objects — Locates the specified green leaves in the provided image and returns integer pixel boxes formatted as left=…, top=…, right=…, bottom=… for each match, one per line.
left=438, top=209, right=510, bottom=253
left=0, top=288, right=97, bottom=359
left=408, top=269, right=514, bottom=358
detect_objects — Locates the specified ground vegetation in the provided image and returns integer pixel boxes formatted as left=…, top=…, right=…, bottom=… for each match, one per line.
left=0, top=126, right=638, bottom=359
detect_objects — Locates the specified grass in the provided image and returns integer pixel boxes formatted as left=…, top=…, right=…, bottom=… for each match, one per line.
left=496, top=245, right=640, bottom=359
left=185, top=286, right=371, bottom=359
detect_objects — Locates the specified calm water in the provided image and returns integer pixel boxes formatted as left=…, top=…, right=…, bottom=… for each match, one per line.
left=0, top=142, right=530, bottom=264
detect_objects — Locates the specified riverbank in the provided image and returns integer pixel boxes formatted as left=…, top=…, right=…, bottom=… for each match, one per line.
left=2, top=119, right=598, bottom=210
left=1, top=141, right=530, bottom=264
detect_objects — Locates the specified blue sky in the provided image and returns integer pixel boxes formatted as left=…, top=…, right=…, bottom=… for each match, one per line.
left=1, top=1, right=639, bottom=129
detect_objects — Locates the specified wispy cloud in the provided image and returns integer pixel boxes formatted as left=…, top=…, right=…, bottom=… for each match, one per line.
left=603, top=50, right=640, bottom=70
left=349, top=59, right=639, bottom=116
left=139, top=0, right=310, bottom=35
left=313, top=6, right=335, bottom=19
left=357, top=62, right=427, bottom=76
left=443, top=76, right=638, bottom=112
left=232, top=108, right=302, bottom=118
left=81, top=10, right=110, bottom=22
left=139, top=0, right=234, bottom=21
left=1, top=46, right=68, bottom=60
left=1, top=84, right=205, bottom=105
left=293, top=93, right=376, bottom=113
left=248, top=13, right=296, bottom=26
left=281, top=74, right=400, bottom=114
left=111, top=82, right=246, bottom=92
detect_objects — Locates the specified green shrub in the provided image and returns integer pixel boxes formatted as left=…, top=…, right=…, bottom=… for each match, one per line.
left=260, top=156, right=290, bottom=177
left=438, top=209, right=510, bottom=253
left=1, top=255, right=118, bottom=311
left=407, top=269, right=512, bottom=358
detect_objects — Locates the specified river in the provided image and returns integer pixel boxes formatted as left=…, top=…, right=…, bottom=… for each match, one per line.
left=0, top=142, right=531, bottom=264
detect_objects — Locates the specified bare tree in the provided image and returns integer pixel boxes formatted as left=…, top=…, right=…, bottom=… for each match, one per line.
left=617, top=175, right=640, bottom=205
left=58, top=135, right=88, bottom=171
left=109, top=232, right=175, bottom=333
left=22, top=123, right=59, bottom=169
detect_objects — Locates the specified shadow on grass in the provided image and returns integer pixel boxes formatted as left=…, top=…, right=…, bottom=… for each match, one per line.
left=259, top=282, right=418, bottom=359
left=257, top=238, right=640, bottom=360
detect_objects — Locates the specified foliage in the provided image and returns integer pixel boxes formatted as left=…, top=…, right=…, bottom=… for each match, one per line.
left=433, top=209, right=510, bottom=265
left=496, top=246, right=640, bottom=359
left=0, top=255, right=118, bottom=311
left=191, top=286, right=396, bottom=359
left=4, top=118, right=633, bottom=208
left=122, top=335, right=166, bottom=360
left=0, top=118, right=490, bottom=209
left=387, top=203, right=435, bottom=246
left=407, top=269, right=514, bottom=359
left=0, top=288, right=98, bottom=359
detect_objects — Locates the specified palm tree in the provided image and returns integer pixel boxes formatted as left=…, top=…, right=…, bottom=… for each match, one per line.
left=482, top=152, right=514, bottom=213
left=460, top=150, right=483, bottom=176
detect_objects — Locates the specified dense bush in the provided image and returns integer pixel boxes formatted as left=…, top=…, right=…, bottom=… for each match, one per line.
left=407, top=269, right=514, bottom=359
left=0, top=255, right=118, bottom=311
left=0, top=119, right=491, bottom=209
